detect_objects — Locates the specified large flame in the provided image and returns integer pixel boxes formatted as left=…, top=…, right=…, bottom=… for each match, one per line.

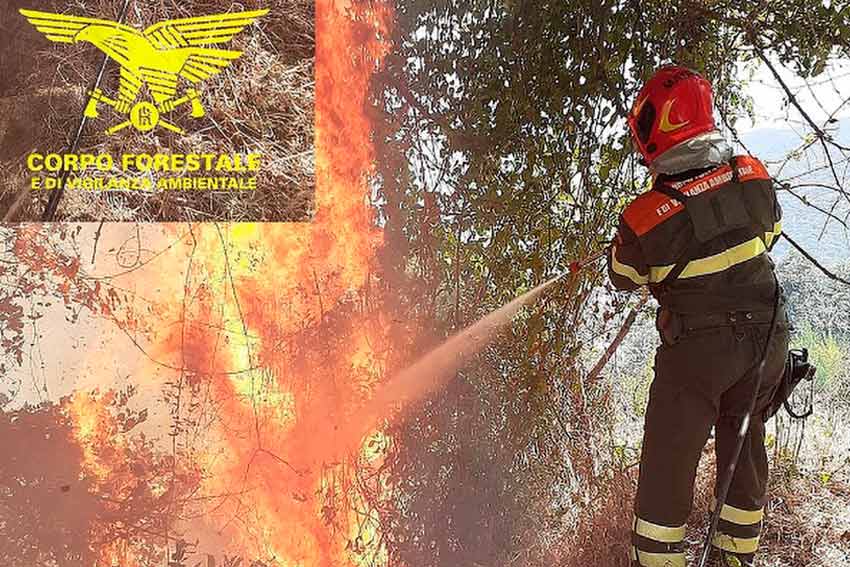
left=35, top=1, right=398, bottom=564
left=4, top=0, right=395, bottom=564
left=63, top=1, right=396, bottom=565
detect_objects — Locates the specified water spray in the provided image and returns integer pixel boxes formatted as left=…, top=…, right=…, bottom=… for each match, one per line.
left=332, top=246, right=608, bottom=457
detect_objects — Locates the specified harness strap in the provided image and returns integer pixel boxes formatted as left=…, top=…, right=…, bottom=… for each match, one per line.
left=652, top=157, right=742, bottom=287
left=653, top=183, right=695, bottom=286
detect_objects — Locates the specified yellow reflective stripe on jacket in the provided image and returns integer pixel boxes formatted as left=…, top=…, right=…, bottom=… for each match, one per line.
left=710, top=501, right=764, bottom=525
left=648, top=264, right=675, bottom=282
left=712, top=533, right=760, bottom=554
left=678, top=237, right=766, bottom=279
left=630, top=546, right=686, bottom=567
left=633, top=516, right=686, bottom=543
left=764, top=221, right=782, bottom=248
left=611, top=244, right=649, bottom=285
left=617, top=223, right=780, bottom=286
left=645, top=236, right=769, bottom=283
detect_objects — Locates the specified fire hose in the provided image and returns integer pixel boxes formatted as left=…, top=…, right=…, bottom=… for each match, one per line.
left=696, top=273, right=780, bottom=567
left=567, top=247, right=608, bottom=275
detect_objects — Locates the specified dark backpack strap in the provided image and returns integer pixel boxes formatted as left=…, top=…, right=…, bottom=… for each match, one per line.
left=653, top=157, right=741, bottom=285
left=653, top=183, right=695, bottom=284
left=729, top=155, right=740, bottom=183
left=654, top=183, right=690, bottom=203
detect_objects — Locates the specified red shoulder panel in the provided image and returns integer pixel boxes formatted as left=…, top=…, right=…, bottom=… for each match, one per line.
left=622, top=156, right=770, bottom=236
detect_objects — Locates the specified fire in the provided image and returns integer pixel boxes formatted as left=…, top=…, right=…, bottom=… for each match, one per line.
left=64, top=391, right=151, bottom=567
left=135, top=1, right=394, bottom=565
left=65, top=390, right=125, bottom=484
left=49, top=1, right=396, bottom=564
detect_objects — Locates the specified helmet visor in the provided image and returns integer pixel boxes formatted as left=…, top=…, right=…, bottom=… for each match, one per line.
left=635, top=101, right=656, bottom=145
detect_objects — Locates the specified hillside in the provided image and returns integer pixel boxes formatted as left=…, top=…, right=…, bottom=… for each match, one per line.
left=743, top=118, right=850, bottom=266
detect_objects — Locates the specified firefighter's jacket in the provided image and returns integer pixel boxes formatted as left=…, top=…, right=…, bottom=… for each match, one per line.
left=608, top=156, right=781, bottom=313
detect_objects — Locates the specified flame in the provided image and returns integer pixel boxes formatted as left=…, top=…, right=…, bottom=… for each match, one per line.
left=64, top=391, right=146, bottom=567
left=66, top=390, right=125, bottom=485
left=137, top=1, right=394, bottom=565
left=57, top=1, right=396, bottom=564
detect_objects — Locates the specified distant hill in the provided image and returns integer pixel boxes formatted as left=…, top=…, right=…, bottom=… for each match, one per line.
left=741, top=118, right=850, bottom=266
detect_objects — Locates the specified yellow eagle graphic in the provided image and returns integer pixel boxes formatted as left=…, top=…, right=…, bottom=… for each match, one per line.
left=20, top=8, right=269, bottom=134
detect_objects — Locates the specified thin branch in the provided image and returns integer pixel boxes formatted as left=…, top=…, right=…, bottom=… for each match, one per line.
left=586, top=292, right=650, bottom=384
left=781, top=232, right=850, bottom=286
left=779, top=184, right=850, bottom=231
left=753, top=46, right=833, bottom=144
left=90, top=221, right=105, bottom=265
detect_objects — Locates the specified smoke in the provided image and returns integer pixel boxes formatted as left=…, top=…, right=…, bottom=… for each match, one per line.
left=327, top=272, right=568, bottom=460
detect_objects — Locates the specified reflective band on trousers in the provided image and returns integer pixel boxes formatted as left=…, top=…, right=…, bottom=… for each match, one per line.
left=713, top=533, right=760, bottom=554
left=710, top=501, right=765, bottom=525
left=610, top=222, right=782, bottom=286
left=630, top=546, right=686, bottom=567
left=633, top=516, right=686, bottom=543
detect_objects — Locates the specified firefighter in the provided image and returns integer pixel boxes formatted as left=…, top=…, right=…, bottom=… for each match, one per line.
left=609, top=66, right=790, bottom=567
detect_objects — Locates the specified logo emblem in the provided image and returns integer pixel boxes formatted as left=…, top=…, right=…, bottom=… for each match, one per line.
left=658, top=98, right=690, bottom=133
left=20, top=8, right=268, bottom=135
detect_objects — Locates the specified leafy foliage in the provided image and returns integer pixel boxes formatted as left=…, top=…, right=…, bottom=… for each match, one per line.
left=371, top=2, right=850, bottom=566
left=0, top=225, right=131, bottom=401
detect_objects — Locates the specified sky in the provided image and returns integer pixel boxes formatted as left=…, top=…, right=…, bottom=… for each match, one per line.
left=737, top=57, right=850, bottom=132
left=735, top=57, right=850, bottom=266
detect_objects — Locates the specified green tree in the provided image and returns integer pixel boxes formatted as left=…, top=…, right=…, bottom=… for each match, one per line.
left=371, top=2, right=850, bottom=566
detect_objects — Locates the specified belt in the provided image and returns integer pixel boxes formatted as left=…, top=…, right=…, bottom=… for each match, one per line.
left=656, top=307, right=779, bottom=346
left=679, top=309, right=776, bottom=332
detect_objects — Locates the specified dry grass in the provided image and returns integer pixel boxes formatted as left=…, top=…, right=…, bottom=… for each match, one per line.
left=688, top=442, right=850, bottom=567
left=558, top=469, right=636, bottom=567
left=0, top=0, right=314, bottom=221
left=758, top=462, right=850, bottom=566
left=547, top=436, right=850, bottom=566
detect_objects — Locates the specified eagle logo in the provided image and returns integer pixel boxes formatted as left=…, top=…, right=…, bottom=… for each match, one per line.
left=20, top=8, right=269, bottom=135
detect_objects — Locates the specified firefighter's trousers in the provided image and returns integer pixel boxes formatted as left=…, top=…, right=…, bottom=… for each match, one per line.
left=629, top=309, right=789, bottom=567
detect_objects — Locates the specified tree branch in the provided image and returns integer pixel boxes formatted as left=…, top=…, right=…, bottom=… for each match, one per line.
left=781, top=232, right=850, bottom=286
left=586, top=292, right=650, bottom=384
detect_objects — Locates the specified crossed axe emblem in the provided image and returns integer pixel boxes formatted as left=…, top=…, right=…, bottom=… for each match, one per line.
left=20, top=8, right=270, bottom=137
left=84, top=88, right=206, bottom=135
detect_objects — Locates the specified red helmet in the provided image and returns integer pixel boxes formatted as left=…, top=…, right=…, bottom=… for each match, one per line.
left=627, top=66, right=716, bottom=166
